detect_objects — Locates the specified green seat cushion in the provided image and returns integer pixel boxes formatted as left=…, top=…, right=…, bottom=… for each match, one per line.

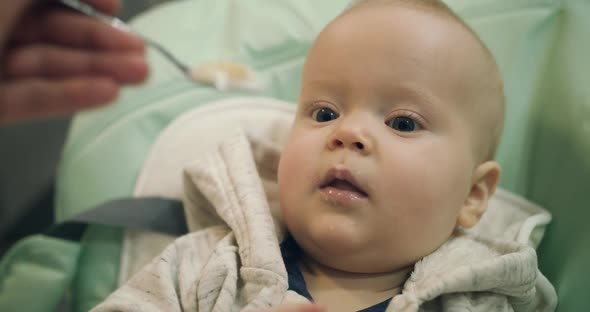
left=0, top=235, right=81, bottom=312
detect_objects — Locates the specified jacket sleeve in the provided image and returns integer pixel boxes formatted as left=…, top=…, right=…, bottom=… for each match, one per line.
left=436, top=292, right=515, bottom=312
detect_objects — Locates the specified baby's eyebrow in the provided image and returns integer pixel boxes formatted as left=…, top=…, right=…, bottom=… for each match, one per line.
left=300, top=80, right=348, bottom=102
left=382, top=85, right=443, bottom=121
left=382, top=85, right=442, bottom=114
left=302, top=79, right=343, bottom=93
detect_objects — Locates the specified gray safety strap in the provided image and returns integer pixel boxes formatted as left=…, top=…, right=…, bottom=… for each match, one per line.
left=47, top=197, right=188, bottom=240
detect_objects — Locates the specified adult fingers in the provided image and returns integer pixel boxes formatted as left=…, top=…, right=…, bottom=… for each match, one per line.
left=83, top=0, right=120, bottom=15
left=12, top=9, right=144, bottom=52
left=4, top=45, right=148, bottom=84
left=0, top=1, right=34, bottom=43
left=0, top=77, right=118, bottom=124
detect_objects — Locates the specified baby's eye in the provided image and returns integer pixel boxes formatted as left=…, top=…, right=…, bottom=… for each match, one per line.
left=386, top=116, right=420, bottom=132
left=312, top=107, right=339, bottom=122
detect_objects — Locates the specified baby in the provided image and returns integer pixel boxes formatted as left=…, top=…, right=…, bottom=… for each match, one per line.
left=278, top=0, right=504, bottom=311
left=277, top=0, right=504, bottom=310
left=93, top=0, right=552, bottom=311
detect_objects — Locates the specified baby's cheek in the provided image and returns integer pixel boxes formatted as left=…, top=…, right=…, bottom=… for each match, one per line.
left=413, top=155, right=472, bottom=233
left=378, top=148, right=466, bottom=220
left=281, top=130, right=318, bottom=170
left=279, top=143, right=303, bottom=180
left=279, top=140, right=312, bottom=194
left=278, top=140, right=314, bottom=230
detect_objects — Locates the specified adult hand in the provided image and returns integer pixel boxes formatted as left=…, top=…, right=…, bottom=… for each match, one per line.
left=264, top=303, right=325, bottom=312
left=0, top=0, right=148, bottom=124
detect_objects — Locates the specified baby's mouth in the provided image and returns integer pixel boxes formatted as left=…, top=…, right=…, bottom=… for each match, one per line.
left=322, top=178, right=368, bottom=197
left=319, top=167, right=369, bottom=201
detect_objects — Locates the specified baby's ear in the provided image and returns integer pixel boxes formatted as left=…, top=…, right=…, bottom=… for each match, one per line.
left=457, top=161, right=501, bottom=228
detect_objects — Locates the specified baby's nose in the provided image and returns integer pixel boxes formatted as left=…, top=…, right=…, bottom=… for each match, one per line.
left=330, top=138, right=365, bottom=150
left=328, top=126, right=372, bottom=154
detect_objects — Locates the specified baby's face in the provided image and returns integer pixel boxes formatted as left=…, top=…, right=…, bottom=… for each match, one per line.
left=278, top=5, right=491, bottom=273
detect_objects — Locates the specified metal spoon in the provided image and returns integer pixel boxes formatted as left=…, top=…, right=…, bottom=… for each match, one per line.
left=57, top=0, right=264, bottom=91
left=57, top=0, right=190, bottom=77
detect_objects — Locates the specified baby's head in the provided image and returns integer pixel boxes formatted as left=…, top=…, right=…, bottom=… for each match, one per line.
left=277, top=0, right=504, bottom=274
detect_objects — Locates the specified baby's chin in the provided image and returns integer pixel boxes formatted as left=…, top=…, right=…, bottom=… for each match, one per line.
left=290, top=215, right=377, bottom=269
left=299, top=238, right=399, bottom=274
left=290, top=216, right=420, bottom=273
left=304, top=212, right=364, bottom=242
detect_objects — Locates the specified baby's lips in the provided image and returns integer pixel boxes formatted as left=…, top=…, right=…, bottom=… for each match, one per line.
left=319, top=166, right=368, bottom=196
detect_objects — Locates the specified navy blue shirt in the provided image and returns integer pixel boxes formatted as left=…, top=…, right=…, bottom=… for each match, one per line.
left=280, top=237, right=392, bottom=312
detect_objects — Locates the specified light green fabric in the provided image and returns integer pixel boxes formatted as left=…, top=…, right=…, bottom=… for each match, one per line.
left=0, top=235, right=81, bottom=312
left=525, top=1, right=590, bottom=311
left=72, top=226, right=123, bottom=312
left=51, top=0, right=589, bottom=311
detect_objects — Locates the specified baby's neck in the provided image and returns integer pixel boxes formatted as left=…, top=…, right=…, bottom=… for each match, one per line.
left=300, top=255, right=412, bottom=311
